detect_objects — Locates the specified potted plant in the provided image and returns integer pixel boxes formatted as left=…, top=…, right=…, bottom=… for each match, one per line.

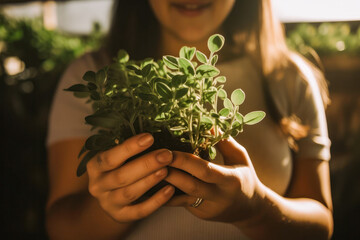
left=65, top=34, right=265, bottom=194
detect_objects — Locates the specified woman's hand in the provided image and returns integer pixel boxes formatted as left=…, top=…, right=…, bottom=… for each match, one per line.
left=86, top=133, right=175, bottom=222
left=165, top=137, right=266, bottom=223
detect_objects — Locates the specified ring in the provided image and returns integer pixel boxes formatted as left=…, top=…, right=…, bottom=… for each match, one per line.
left=191, top=198, right=203, bottom=208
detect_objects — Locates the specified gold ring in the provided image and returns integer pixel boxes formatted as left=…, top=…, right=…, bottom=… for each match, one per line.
left=191, top=198, right=203, bottom=208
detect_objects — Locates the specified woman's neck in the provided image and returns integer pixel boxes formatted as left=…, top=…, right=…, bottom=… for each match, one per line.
left=158, top=29, right=209, bottom=57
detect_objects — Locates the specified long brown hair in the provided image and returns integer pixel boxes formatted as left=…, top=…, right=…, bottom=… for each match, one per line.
left=104, top=0, right=160, bottom=60
left=103, top=0, right=330, bottom=148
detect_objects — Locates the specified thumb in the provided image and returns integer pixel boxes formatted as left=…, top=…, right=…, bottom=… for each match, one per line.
left=216, top=137, right=251, bottom=166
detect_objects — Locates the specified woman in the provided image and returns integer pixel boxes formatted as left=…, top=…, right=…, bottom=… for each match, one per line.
left=45, top=0, right=333, bottom=239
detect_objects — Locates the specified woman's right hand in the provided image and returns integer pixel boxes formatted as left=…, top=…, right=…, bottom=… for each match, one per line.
left=86, top=133, right=175, bottom=222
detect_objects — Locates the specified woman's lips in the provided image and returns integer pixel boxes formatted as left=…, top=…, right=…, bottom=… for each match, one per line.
left=171, top=2, right=212, bottom=17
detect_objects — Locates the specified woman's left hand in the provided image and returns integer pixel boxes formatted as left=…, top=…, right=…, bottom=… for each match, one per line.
left=165, top=137, right=266, bottom=223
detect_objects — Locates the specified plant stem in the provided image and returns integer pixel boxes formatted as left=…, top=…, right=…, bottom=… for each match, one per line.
left=214, top=92, right=219, bottom=139
left=188, top=105, right=195, bottom=149
left=195, top=77, right=205, bottom=149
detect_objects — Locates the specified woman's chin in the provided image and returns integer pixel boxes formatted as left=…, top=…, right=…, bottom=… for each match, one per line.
left=173, top=29, right=214, bottom=45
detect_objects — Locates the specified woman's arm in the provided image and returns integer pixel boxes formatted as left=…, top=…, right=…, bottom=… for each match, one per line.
left=46, top=139, right=133, bottom=240
left=236, top=157, right=333, bottom=240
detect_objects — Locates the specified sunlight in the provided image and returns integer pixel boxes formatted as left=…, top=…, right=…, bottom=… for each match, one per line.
left=273, top=0, right=360, bottom=22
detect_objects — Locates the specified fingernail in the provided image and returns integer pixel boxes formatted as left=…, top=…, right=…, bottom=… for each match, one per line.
left=155, top=168, right=167, bottom=177
left=164, top=185, right=174, bottom=195
left=156, top=150, right=173, bottom=164
left=138, top=134, right=153, bottom=147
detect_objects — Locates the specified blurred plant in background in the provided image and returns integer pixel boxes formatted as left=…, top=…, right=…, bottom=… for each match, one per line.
left=287, top=22, right=360, bottom=56
left=0, top=12, right=103, bottom=92
left=0, top=12, right=103, bottom=239
left=0, top=12, right=103, bottom=136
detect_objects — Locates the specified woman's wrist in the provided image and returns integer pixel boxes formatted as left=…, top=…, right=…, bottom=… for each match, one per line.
left=231, top=180, right=269, bottom=230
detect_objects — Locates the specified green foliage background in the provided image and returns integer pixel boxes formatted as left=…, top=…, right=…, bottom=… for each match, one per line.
left=0, top=13, right=103, bottom=239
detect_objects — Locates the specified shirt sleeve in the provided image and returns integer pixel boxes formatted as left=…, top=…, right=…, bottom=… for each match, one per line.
left=46, top=53, right=97, bottom=146
left=269, top=54, right=331, bottom=161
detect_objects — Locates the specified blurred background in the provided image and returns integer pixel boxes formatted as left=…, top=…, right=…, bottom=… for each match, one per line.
left=0, top=0, right=359, bottom=239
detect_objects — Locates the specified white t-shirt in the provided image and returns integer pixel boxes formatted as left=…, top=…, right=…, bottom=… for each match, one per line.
left=47, top=52, right=330, bottom=239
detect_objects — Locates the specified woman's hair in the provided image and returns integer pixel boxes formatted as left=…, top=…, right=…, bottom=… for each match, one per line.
left=104, top=0, right=160, bottom=60
left=104, top=0, right=330, bottom=148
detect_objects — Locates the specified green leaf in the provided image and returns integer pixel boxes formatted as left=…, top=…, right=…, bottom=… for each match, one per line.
left=218, top=89, right=227, bottom=100
left=218, top=119, right=230, bottom=131
left=235, top=112, right=244, bottom=123
left=196, top=51, right=208, bottom=63
left=170, top=126, right=188, bottom=131
left=141, top=58, right=154, bottom=68
left=201, top=116, right=214, bottom=125
left=96, top=69, right=106, bottom=85
left=64, top=84, right=89, bottom=92
left=87, top=82, right=97, bottom=91
left=211, top=112, right=220, bottom=119
left=223, top=98, right=233, bottom=110
left=155, top=112, right=167, bottom=121
left=85, top=134, right=115, bottom=151
left=219, top=108, right=230, bottom=117
left=171, top=74, right=187, bottom=87
left=196, top=65, right=220, bottom=78
left=128, top=75, right=143, bottom=86
left=209, top=146, right=216, bottom=160
left=117, top=49, right=129, bottom=63
left=163, top=55, right=178, bottom=70
left=178, top=58, right=195, bottom=75
left=204, top=91, right=217, bottom=103
left=215, top=76, right=226, bottom=83
left=208, top=34, right=225, bottom=53
left=230, top=129, right=240, bottom=137
left=141, top=64, right=152, bottom=77
left=85, top=113, right=119, bottom=129
left=244, top=111, right=266, bottom=125
left=179, top=46, right=196, bottom=60
left=231, top=89, right=245, bottom=106
left=82, top=71, right=96, bottom=82
left=211, top=54, right=218, bottom=65
left=152, top=77, right=169, bottom=86
left=78, top=145, right=87, bottom=158
left=156, top=82, right=173, bottom=100
left=74, top=92, right=90, bottom=98
left=77, top=150, right=99, bottom=177
left=175, top=87, right=188, bottom=99
left=138, top=93, right=156, bottom=101
left=126, top=64, right=140, bottom=71
left=232, top=120, right=242, bottom=128
left=90, top=91, right=101, bottom=100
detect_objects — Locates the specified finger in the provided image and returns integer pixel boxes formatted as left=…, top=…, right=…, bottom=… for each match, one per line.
left=166, top=194, right=190, bottom=207
left=165, top=168, right=216, bottom=200
left=106, top=167, right=169, bottom=206
left=215, top=137, right=251, bottom=166
left=114, top=185, right=175, bottom=222
left=96, top=149, right=173, bottom=191
left=166, top=195, right=209, bottom=212
left=88, top=133, right=154, bottom=173
left=170, top=151, right=230, bottom=184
